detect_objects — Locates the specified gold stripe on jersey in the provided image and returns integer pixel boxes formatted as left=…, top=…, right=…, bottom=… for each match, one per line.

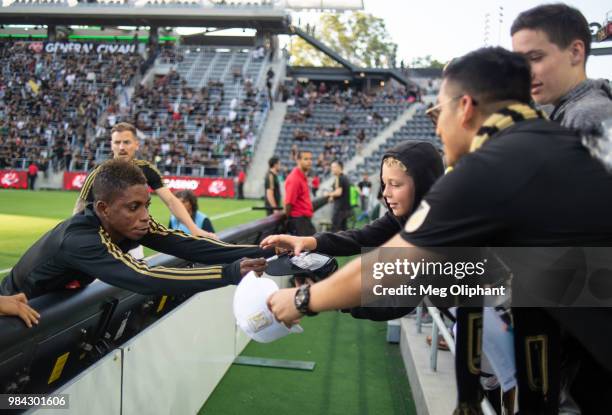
left=79, top=166, right=100, bottom=200
left=147, top=217, right=259, bottom=249
left=134, top=159, right=163, bottom=179
left=98, top=228, right=224, bottom=280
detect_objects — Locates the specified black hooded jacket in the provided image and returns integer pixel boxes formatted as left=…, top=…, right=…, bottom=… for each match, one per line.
left=313, top=141, right=444, bottom=321
left=314, top=141, right=444, bottom=254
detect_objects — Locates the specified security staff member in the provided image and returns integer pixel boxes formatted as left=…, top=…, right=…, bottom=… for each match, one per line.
left=267, top=48, right=612, bottom=413
left=284, top=151, right=316, bottom=236
left=325, top=160, right=351, bottom=232
left=73, top=122, right=215, bottom=239
left=264, top=156, right=282, bottom=215
left=1, top=159, right=269, bottom=299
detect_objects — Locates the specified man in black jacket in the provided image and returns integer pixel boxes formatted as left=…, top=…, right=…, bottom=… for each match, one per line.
left=0, top=159, right=270, bottom=299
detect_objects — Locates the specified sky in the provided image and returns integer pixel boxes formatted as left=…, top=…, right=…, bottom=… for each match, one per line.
left=360, top=0, right=611, bottom=79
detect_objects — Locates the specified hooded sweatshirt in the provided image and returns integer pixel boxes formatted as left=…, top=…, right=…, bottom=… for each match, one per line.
left=313, top=141, right=444, bottom=321
left=314, top=141, right=444, bottom=256
left=550, top=79, right=612, bottom=134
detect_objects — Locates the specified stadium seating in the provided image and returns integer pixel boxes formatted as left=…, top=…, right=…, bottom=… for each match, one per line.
left=0, top=41, right=143, bottom=171
left=94, top=46, right=270, bottom=177
left=274, top=81, right=412, bottom=177
left=0, top=42, right=270, bottom=177
left=351, top=108, right=442, bottom=182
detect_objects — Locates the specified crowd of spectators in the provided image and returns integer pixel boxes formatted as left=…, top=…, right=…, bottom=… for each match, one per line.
left=102, top=68, right=267, bottom=177
left=0, top=41, right=143, bottom=172
left=277, top=80, right=418, bottom=178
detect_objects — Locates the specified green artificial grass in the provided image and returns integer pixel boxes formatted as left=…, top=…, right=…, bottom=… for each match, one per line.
left=200, top=311, right=416, bottom=415
left=0, top=189, right=267, bottom=273
left=200, top=256, right=416, bottom=415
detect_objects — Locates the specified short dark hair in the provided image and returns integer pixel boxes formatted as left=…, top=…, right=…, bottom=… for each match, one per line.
left=332, top=159, right=343, bottom=169
left=268, top=156, right=280, bottom=168
left=511, top=4, right=591, bottom=62
left=296, top=150, right=312, bottom=160
left=443, top=47, right=531, bottom=106
left=175, top=190, right=198, bottom=219
left=111, top=122, right=138, bottom=138
left=92, top=159, right=147, bottom=203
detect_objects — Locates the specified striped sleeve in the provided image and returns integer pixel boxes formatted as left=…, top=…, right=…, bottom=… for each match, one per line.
left=140, top=217, right=273, bottom=264
left=78, top=166, right=100, bottom=202
left=61, top=227, right=242, bottom=295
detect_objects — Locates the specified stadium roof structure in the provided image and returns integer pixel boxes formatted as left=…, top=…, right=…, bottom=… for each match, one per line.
left=0, top=0, right=414, bottom=86
left=0, top=4, right=290, bottom=31
left=290, top=25, right=415, bottom=88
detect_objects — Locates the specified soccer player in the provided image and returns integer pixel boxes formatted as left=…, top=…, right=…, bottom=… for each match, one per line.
left=73, top=122, right=216, bottom=240
left=2, top=159, right=270, bottom=299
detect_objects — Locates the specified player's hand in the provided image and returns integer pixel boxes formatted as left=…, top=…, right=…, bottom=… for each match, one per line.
left=0, top=294, right=40, bottom=328
left=193, top=228, right=219, bottom=240
left=260, top=234, right=313, bottom=256
left=267, top=288, right=302, bottom=326
left=239, top=258, right=267, bottom=277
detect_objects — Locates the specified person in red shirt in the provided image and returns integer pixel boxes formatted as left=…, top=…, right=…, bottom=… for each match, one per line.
left=27, top=162, right=39, bottom=190
left=237, top=169, right=246, bottom=199
left=284, top=151, right=315, bottom=236
left=311, top=174, right=320, bottom=196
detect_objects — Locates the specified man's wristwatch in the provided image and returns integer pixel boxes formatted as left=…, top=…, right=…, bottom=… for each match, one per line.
left=294, top=284, right=318, bottom=316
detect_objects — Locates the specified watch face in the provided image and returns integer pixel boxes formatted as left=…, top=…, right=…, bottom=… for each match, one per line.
left=295, top=289, right=306, bottom=306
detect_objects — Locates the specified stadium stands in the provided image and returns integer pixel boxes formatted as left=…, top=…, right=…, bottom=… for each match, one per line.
left=274, top=80, right=414, bottom=178
left=352, top=108, right=442, bottom=180
left=94, top=45, right=270, bottom=177
left=0, top=40, right=143, bottom=171
left=0, top=41, right=270, bottom=177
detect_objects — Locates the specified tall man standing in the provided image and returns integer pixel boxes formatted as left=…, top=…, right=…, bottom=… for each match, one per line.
left=325, top=160, right=351, bottom=232
left=74, top=122, right=216, bottom=241
left=284, top=151, right=315, bottom=236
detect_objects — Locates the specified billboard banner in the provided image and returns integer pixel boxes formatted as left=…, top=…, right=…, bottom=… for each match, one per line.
left=63, top=172, right=234, bottom=198
left=0, top=170, right=28, bottom=189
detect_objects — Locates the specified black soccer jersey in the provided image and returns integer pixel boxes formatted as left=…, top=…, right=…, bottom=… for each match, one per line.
left=1, top=206, right=270, bottom=298
left=264, top=170, right=281, bottom=209
left=333, top=174, right=351, bottom=212
left=401, top=119, right=612, bottom=247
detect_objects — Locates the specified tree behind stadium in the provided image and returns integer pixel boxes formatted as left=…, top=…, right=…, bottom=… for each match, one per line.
left=289, top=12, right=398, bottom=68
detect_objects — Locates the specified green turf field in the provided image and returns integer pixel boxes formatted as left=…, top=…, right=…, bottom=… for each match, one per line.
left=0, top=189, right=268, bottom=274
left=200, top=311, right=416, bottom=415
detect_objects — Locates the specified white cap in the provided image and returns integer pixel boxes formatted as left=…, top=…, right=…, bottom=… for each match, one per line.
left=233, top=272, right=303, bottom=343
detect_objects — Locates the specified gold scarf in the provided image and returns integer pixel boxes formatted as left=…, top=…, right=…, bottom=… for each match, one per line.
left=446, top=103, right=547, bottom=173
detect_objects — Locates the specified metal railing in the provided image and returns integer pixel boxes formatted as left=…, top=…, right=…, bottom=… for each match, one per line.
left=416, top=305, right=497, bottom=415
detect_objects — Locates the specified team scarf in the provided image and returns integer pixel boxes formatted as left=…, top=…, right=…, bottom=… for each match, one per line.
left=449, top=103, right=547, bottom=415
left=445, top=103, right=547, bottom=174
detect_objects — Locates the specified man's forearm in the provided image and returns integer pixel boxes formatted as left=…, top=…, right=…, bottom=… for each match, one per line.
left=163, top=193, right=200, bottom=233
left=327, top=188, right=342, bottom=198
left=309, top=233, right=413, bottom=312
left=266, top=189, right=277, bottom=207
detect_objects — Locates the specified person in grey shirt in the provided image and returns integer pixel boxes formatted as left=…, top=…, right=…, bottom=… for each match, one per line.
left=511, top=4, right=612, bottom=135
